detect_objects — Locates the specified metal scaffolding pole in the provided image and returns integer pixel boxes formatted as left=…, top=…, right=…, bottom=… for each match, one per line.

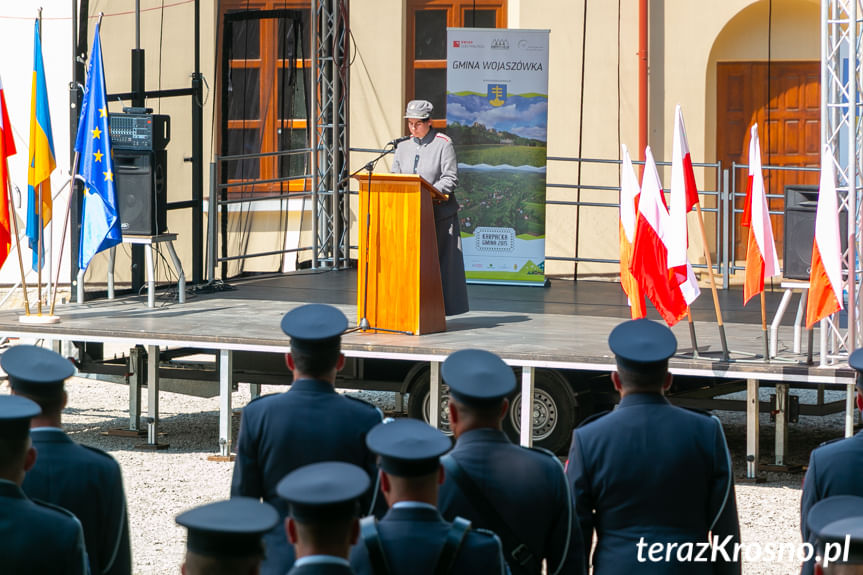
left=311, top=0, right=350, bottom=269
left=822, top=0, right=863, bottom=361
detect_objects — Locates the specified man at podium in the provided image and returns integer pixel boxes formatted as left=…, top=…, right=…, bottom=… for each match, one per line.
left=392, top=99, right=469, bottom=316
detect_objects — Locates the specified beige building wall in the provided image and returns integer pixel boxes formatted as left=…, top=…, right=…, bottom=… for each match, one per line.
left=91, top=0, right=820, bottom=287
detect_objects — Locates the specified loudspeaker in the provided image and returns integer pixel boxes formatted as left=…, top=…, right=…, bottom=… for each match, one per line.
left=114, top=149, right=167, bottom=236
left=783, top=184, right=846, bottom=280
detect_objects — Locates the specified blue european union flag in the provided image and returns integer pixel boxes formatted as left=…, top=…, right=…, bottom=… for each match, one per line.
left=75, top=23, right=121, bottom=272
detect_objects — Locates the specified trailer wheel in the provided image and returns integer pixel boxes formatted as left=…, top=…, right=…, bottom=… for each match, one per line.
left=406, top=368, right=453, bottom=435
left=503, top=369, right=578, bottom=454
left=407, top=367, right=577, bottom=452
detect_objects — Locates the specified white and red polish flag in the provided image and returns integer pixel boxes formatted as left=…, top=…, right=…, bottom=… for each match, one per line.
left=742, top=123, right=780, bottom=305
left=668, top=105, right=701, bottom=306
left=619, top=144, right=645, bottom=319
left=630, top=146, right=687, bottom=326
left=805, top=146, right=843, bottom=328
left=0, top=75, right=15, bottom=270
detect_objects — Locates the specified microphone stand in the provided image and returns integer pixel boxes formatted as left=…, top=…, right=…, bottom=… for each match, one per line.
left=344, top=142, right=414, bottom=336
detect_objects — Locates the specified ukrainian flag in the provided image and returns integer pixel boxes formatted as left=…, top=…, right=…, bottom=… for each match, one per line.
left=25, top=19, right=56, bottom=271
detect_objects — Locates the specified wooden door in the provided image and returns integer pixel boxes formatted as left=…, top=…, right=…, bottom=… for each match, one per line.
left=716, top=61, right=820, bottom=261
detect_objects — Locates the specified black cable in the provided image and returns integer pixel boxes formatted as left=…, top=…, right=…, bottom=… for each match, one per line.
left=767, top=0, right=773, bottom=290
left=617, top=0, right=621, bottom=162
left=574, top=0, right=589, bottom=279
left=158, top=0, right=165, bottom=114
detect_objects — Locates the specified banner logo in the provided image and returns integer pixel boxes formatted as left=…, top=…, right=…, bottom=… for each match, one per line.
left=487, top=84, right=507, bottom=107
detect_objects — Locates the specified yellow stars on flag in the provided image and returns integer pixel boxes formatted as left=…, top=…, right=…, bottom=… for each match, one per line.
left=83, top=186, right=91, bottom=196
left=93, top=150, right=103, bottom=163
left=99, top=107, right=107, bottom=118
left=91, top=126, right=101, bottom=140
left=103, top=170, right=113, bottom=182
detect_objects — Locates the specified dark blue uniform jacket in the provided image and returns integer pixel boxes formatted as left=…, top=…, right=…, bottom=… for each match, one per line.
left=350, top=503, right=506, bottom=575
left=22, top=427, right=131, bottom=575
left=800, top=430, right=863, bottom=575
left=0, top=478, right=89, bottom=574
left=231, top=379, right=382, bottom=575
left=437, top=428, right=586, bottom=575
left=565, top=393, right=740, bottom=574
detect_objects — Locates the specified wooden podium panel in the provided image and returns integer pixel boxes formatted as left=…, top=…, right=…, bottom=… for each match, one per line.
left=355, top=173, right=446, bottom=335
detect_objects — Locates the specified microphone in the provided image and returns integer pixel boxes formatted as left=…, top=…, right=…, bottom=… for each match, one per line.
left=387, top=135, right=411, bottom=147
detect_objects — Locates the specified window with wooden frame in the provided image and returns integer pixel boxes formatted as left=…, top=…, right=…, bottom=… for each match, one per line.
left=407, top=0, right=506, bottom=129
left=220, top=1, right=310, bottom=193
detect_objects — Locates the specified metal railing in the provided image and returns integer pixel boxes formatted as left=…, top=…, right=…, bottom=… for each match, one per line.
left=209, top=147, right=817, bottom=293
left=545, top=156, right=725, bottom=279
left=727, top=162, right=820, bottom=283
left=208, top=147, right=315, bottom=282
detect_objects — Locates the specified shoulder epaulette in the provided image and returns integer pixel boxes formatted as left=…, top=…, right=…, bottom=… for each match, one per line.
left=526, top=445, right=558, bottom=459
left=80, top=443, right=116, bottom=460
left=247, top=392, right=279, bottom=405
left=471, top=526, right=500, bottom=541
left=343, top=394, right=383, bottom=416
left=32, top=497, right=81, bottom=523
left=577, top=410, right=611, bottom=428
left=681, top=406, right=713, bottom=417
left=435, top=132, right=452, bottom=142
left=818, top=437, right=846, bottom=448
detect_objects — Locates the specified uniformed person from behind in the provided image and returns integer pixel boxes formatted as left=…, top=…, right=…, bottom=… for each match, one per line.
left=801, top=348, right=863, bottom=575
left=391, top=99, right=468, bottom=316
left=176, top=497, right=279, bottom=575
left=436, top=349, right=585, bottom=575
left=804, top=495, right=863, bottom=574
left=350, top=418, right=507, bottom=575
left=277, top=461, right=370, bottom=574
left=231, top=303, right=383, bottom=575
left=565, top=319, right=740, bottom=574
left=0, top=394, right=89, bottom=574
left=3, top=344, right=132, bottom=575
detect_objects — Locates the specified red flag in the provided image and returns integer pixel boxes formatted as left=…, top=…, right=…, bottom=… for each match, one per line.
left=806, top=146, right=843, bottom=328
left=668, top=105, right=701, bottom=306
left=619, top=145, right=645, bottom=319
left=742, top=124, right=780, bottom=304
left=672, top=105, right=699, bottom=212
left=630, top=147, right=687, bottom=326
left=0, top=75, right=16, bottom=270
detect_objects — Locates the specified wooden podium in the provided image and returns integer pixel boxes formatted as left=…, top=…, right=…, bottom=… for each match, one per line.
left=354, top=173, right=447, bottom=335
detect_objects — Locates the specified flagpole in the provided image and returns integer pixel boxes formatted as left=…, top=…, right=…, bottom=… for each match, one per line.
left=760, top=290, right=769, bottom=361
left=693, top=203, right=729, bottom=359
left=49, top=153, right=79, bottom=316
left=686, top=307, right=699, bottom=357
left=35, top=7, right=43, bottom=317
left=36, top=182, right=43, bottom=315
left=6, top=179, right=30, bottom=315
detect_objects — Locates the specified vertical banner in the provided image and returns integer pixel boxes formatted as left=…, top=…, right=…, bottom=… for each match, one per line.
left=446, top=28, right=549, bottom=285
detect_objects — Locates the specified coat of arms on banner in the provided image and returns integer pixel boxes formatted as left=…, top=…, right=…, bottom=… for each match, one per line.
left=487, top=84, right=507, bottom=107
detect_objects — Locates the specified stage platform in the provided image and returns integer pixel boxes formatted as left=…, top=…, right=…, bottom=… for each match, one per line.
left=0, top=269, right=856, bottom=468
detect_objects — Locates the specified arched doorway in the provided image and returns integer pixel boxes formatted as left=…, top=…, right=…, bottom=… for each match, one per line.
left=709, top=0, right=820, bottom=263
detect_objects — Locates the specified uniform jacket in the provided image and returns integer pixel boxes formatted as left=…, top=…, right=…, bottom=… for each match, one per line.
left=438, top=428, right=586, bottom=575
left=392, top=129, right=468, bottom=316
left=392, top=129, right=459, bottom=220
left=231, top=379, right=383, bottom=575
left=799, top=430, right=863, bottom=575
left=0, top=479, right=89, bottom=575
left=288, top=555, right=356, bottom=574
left=349, top=503, right=506, bottom=575
left=565, top=393, right=740, bottom=575
left=22, top=427, right=131, bottom=575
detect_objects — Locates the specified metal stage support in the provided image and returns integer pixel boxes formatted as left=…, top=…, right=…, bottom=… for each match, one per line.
left=311, top=0, right=350, bottom=270
left=822, top=0, right=862, bottom=364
